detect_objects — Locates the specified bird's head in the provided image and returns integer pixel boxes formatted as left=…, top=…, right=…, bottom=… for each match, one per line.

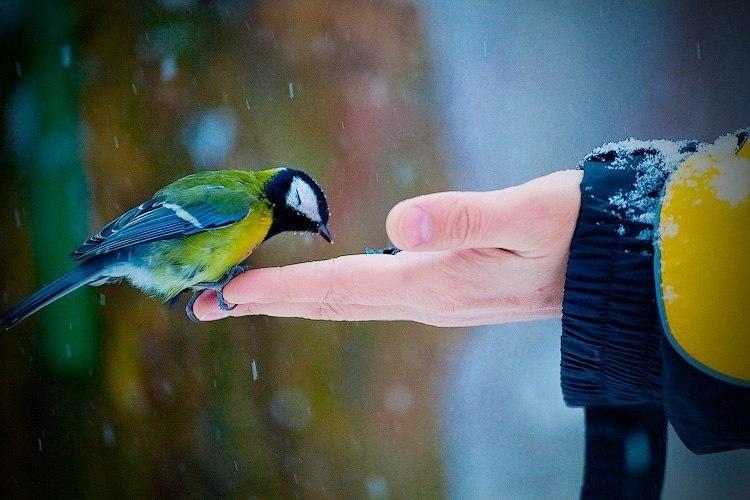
left=264, top=168, right=333, bottom=243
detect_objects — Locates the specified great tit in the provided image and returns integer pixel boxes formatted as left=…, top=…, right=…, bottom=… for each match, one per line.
left=0, top=167, right=332, bottom=328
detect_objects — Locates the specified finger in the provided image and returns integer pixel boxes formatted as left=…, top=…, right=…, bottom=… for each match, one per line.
left=195, top=295, right=561, bottom=325
left=197, top=299, right=416, bottom=323
left=219, top=253, right=420, bottom=307
left=195, top=294, right=561, bottom=326
left=385, top=170, right=582, bottom=254
left=385, top=188, right=527, bottom=252
left=191, top=290, right=220, bottom=320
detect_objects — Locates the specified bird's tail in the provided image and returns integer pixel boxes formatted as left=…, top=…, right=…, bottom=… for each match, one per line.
left=0, top=260, right=105, bottom=330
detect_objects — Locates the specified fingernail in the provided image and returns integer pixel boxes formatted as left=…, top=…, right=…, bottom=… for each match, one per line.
left=401, top=206, right=430, bottom=247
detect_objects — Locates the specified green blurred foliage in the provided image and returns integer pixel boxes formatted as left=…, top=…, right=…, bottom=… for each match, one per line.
left=0, top=0, right=463, bottom=497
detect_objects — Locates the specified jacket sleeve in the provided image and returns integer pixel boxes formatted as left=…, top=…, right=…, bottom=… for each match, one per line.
left=561, top=129, right=750, bottom=454
left=655, top=130, right=750, bottom=453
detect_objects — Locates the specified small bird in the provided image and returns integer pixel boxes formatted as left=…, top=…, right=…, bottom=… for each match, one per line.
left=0, top=167, right=332, bottom=329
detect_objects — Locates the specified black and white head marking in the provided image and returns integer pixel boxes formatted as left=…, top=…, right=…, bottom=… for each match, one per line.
left=263, top=167, right=331, bottom=242
left=286, top=176, right=323, bottom=224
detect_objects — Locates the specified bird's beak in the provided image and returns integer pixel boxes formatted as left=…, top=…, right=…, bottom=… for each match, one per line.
left=318, top=224, right=334, bottom=244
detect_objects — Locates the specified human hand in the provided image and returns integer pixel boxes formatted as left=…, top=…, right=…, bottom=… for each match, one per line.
left=194, top=169, right=583, bottom=327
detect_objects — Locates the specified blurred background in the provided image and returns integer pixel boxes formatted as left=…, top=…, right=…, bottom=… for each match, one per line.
left=0, top=0, right=748, bottom=498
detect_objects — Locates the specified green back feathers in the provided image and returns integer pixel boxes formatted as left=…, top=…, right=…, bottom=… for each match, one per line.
left=73, top=169, right=283, bottom=260
left=154, top=168, right=287, bottom=218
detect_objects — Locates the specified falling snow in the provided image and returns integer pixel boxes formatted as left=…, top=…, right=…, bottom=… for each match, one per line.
left=60, top=44, right=72, bottom=68
left=102, top=423, right=116, bottom=447
left=366, top=475, right=389, bottom=499
left=160, top=56, right=177, bottom=82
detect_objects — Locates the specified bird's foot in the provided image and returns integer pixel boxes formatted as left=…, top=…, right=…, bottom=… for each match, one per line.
left=216, top=290, right=237, bottom=312
left=364, top=246, right=401, bottom=255
left=223, top=264, right=251, bottom=282
left=186, top=265, right=251, bottom=320
left=185, top=290, right=201, bottom=323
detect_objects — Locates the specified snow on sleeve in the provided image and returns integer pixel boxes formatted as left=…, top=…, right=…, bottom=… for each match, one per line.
left=699, top=128, right=750, bottom=208
left=710, top=159, right=750, bottom=207
left=580, top=137, right=705, bottom=236
left=662, top=128, right=750, bottom=209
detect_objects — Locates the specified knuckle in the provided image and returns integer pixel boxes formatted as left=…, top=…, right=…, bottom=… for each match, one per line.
left=433, top=297, right=463, bottom=317
left=444, top=202, right=479, bottom=247
left=315, top=302, right=343, bottom=321
left=323, top=287, right=349, bottom=304
left=323, top=260, right=355, bottom=303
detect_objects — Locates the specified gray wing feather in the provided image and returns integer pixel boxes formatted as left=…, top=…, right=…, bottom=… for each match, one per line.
left=72, top=196, right=249, bottom=260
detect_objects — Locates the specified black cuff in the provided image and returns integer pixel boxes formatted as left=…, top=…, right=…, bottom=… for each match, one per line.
left=560, top=141, right=700, bottom=407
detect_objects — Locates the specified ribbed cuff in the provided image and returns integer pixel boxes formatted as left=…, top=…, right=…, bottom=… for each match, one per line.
left=560, top=140, right=700, bottom=407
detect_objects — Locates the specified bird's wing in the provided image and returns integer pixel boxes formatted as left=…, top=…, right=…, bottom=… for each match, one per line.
left=72, top=185, right=252, bottom=260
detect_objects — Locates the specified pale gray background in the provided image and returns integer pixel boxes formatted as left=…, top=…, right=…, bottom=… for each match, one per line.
left=419, top=1, right=750, bottom=498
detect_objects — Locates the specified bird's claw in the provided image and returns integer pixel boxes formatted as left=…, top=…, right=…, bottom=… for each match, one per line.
left=185, top=291, right=201, bottom=323
left=214, top=264, right=248, bottom=311
left=185, top=264, right=249, bottom=321
left=217, top=291, right=237, bottom=312
left=225, top=264, right=250, bottom=280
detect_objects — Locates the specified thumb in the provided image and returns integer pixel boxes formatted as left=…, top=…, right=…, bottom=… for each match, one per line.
left=385, top=187, right=529, bottom=252
left=385, top=170, right=583, bottom=254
